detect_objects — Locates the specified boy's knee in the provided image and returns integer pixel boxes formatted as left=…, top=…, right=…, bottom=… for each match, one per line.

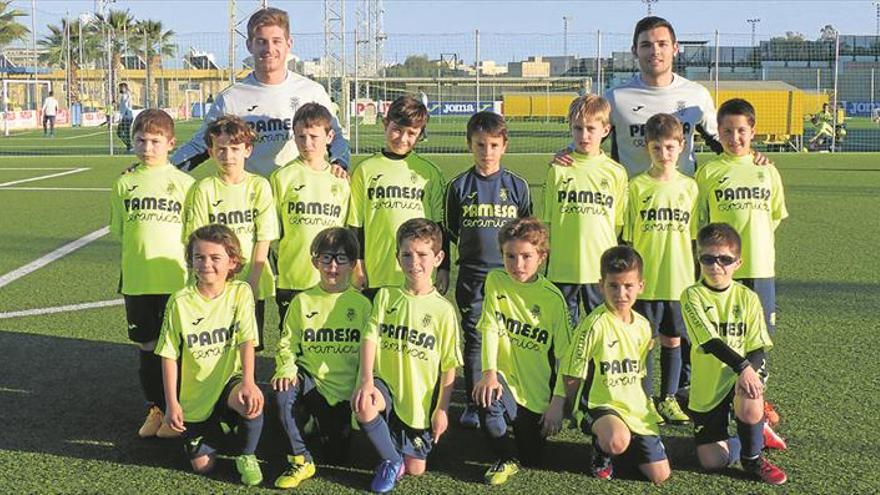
left=697, top=445, right=730, bottom=471
left=138, top=340, right=157, bottom=352
left=355, top=405, right=379, bottom=424
left=405, top=457, right=426, bottom=476
left=275, top=387, right=297, bottom=410
left=190, top=454, right=215, bottom=474
left=604, top=435, right=629, bottom=456
left=647, top=462, right=671, bottom=484
left=659, top=335, right=680, bottom=348
left=481, top=411, right=507, bottom=438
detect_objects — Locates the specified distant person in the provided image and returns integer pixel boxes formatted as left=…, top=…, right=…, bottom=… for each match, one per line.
left=172, top=8, right=350, bottom=178
left=41, top=91, right=59, bottom=137
left=419, top=89, right=429, bottom=140
left=117, top=83, right=134, bottom=153
left=205, top=93, right=214, bottom=104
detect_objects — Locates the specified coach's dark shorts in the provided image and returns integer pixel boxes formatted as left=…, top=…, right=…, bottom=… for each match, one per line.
left=690, top=387, right=736, bottom=446
left=634, top=299, right=686, bottom=338
left=375, top=379, right=433, bottom=460
left=736, top=277, right=776, bottom=335
left=182, top=377, right=242, bottom=459
left=580, top=407, right=668, bottom=464
left=123, top=294, right=170, bottom=343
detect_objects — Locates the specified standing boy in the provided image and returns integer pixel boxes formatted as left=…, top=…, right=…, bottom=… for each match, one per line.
left=347, top=95, right=448, bottom=298
left=351, top=219, right=462, bottom=494
left=472, top=217, right=569, bottom=485
left=109, top=109, right=194, bottom=438
left=41, top=91, right=59, bottom=137
left=695, top=98, right=788, bottom=336
left=445, top=111, right=532, bottom=428
left=544, top=95, right=628, bottom=324
left=184, top=115, right=279, bottom=352
left=270, top=103, right=350, bottom=324
left=272, top=227, right=371, bottom=489
left=561, top=246, right=670, bottom=484
left=157, top=225, right=265, bottom=486
left=623, top=113, right=697, bottom=424
left=681, top=223, right=786, bottom=485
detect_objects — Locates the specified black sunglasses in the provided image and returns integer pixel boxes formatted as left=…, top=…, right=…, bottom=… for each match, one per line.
left=699, top=254, right=738, bottom=267
left=315, top=252, right=352, bottom=265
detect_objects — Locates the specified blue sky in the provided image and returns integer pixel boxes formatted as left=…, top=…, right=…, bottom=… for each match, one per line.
left=11, top=0, right=880, bottom=64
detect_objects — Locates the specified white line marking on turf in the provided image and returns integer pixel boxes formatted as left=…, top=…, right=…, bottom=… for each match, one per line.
left=0, top=226, right=109, bottom=289
left=59, top=130, right=108, bottom=140
left=0, top=186, right=110, bottom=192
left=0, top=298, right=123, bottom=319
left=0, top=387, right=32, bottom=394
left=0, top=167, right=89, bottom=187
left=0, top=167, right=78, bottom=171
left=66, top=439, right=115, bottom=447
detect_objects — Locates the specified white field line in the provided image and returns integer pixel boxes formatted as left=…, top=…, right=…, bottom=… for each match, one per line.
left=0, top=167, right=89, bottom=187
left=0, top=186, right=110, bottom=191
left=0, top=167, right=78, bottom=170
left=59, top=130, right=107, bottom=140
left=0, top=298, right=123, bottom=320
left=0, top=226, right=109, bottom=289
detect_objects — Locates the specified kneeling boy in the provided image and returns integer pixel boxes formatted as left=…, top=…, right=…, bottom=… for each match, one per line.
left=351, top=218, right=462, bottom=494
left=681, top=223, right=786, bottom=485
left=156, top=224, right=265, bottom=486
left=272, top=227, right=371, bottom=489
left=561, top=246, right=670, bottom=484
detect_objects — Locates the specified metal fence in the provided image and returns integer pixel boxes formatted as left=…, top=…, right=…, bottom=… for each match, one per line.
left=2, top=27, right=878, bottom=155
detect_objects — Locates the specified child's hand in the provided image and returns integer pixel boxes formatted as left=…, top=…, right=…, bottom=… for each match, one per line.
left=550, top=148, right=574, bottom=167
left=330, top=163, right=349, bottom=179
left=435, top=269, right=450, bottom=295
left=271, top=376, right=297, bottom=392
left=351, top=380, right=379, bottom=414
left=165, top=402, right=186, bottom=433
left=431, top=408, right=449, bottom=444
left=736, top=366, right=764, bottom=400
left=752, top=151, right=773, bottom=167
left=540, top=396, right=564, bottom=437
left=473, top=371, right=503, bottom=408
left=238, top=381, right=264, bottom=418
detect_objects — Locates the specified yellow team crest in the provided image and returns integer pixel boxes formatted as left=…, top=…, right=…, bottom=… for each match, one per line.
left=499, top=187, right=509, bottom=202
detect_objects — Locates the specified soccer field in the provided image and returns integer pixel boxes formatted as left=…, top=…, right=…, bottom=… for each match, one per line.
left=1, top=152, right=878, bottom=493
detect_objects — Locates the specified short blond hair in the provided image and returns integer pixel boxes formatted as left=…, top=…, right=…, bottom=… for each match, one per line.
left=247, top=7, right=290, bottom=41
left=568, top=95, right=611, bottom=126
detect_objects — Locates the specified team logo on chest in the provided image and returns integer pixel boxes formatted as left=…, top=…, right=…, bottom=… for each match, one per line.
left=346, top=308, right=356, bottom=321
left=289, top=97, right=301, bottom=112
left=410, top=172, right=419, bottom=184
left=422, top=313, right=433, bottom=329
left=166, top=182, right=177, bottom=195
left=676, top=100, right=687, bottom=114
left=599, top=178, right=610, bottom=190
left=499, top=187, right=509, bottom=202
left=530, top=304, right=541, bottom=319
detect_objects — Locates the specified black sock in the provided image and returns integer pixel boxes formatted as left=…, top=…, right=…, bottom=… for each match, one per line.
left=660, top=345, right=682, bottom=397
left=138, top=350, right=165, bottom=409
left=238, top=412, right=264, bottom=455
left=359, top=415, right=402, bottom=463
left=737, top=418, right=764, bottom=462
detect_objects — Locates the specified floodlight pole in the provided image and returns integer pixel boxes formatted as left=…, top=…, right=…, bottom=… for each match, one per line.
left=31, top=0, right=37, bottom=109
left=831, top=33, right=840, bottom=152
left=747, top=18, right=760, bottom=47
left=563, top=16, right=571, bottom=58
left=641, top=0, right=658, bottom=15
left=475, top=29, right=481, bottom=112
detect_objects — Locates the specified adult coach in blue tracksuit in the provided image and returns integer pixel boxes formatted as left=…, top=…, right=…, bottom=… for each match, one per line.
left=445, top=112, right=532, bottom=429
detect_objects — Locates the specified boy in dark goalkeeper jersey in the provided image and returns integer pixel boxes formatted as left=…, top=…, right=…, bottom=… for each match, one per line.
left=184, top=115, right=279, bottom=352
left=681, top=223, right=786, bottom=485
left=109, top=109, right=194, bottom=439
left=561, top=246, right=670, bottom=484
left=472, top=217, right=569, bottom=486
left=445, top=111, right=532, bottom=429
left=623, top=113, right=697, bottom=425
left=544, top=95, right=628, bottom=325
left=351, top=219, right=462, bottom=494
left=347, top=95, right=448, bottom=299
left=156, top=225, right=265, bottom=486
left=271, top=227, right=371, bottom=489
left=271, top=103, right=350, bottom=325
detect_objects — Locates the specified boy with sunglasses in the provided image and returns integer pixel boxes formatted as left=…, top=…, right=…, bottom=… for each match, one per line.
left=271, top=227, right=371, bottom=489
left=270, top=103, right=351, bottom=324
left=680, top=223, right=786, bottom=485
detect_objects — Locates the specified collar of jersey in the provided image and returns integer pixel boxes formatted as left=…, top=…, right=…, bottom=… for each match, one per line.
left=720, top=152, right=755, bottom=166
left=137, top=162, right=173, bottom=173
left=472, top=165, right=504, bottom=180
left=382, top=149, right=411, bottom=161
left=701, top=279, right=732, bottom=293
left=293, top=157, right=331, bottom=174
left=570, top=150, right=606, bottom=165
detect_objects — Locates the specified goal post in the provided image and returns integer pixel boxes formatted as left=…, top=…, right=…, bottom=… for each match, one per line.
left=2, top=79, right=53, bottom=136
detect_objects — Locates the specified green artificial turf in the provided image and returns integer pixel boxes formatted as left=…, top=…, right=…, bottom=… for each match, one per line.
left=1, top=151, right=878, bottom=493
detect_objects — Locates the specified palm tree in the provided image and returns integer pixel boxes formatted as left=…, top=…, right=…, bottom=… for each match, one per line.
left=132, top=19, right=175, bottom=107
left=0, top=0, right=29, bottom=49
left=39, top=19, right=101, bottom=104
left=95, top=9, right=136, bottom=91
